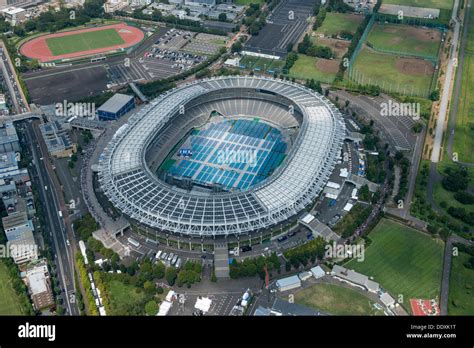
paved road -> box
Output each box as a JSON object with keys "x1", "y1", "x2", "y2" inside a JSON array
[
  {"x1": 25, "y1": 121, "x2": 79, "y2": 316},
  {"x1": 439, "y1": 234, "x2": 474, "y2": 315},
  {"x1": 431, "y1": 0, "x2": 461, "y2": 162}
]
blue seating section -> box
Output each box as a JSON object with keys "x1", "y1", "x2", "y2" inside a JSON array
[{"x1": 167, "y1": 119, "x2": 287, "y2": 191}]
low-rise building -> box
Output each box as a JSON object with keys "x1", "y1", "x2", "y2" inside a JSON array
[
  {"x1": 310, "y1": 265, "x2": 325, "y2": 279},
  {"x1": 0, "y1": 122, "x2": 20, "y2": 154},
  {"x1": 103, "y1": 0, "x2": 128, "y2": 13},
  {"x1": 0, "y1": 152, "x2": 20, "y2": 179},
  {"x1": 97, "y1": 94, "x2": 135, "y2": 121},
  {"x1": 275, "y1": 275, "x2": 301, "y2": 292},
  {"x1": 39, "y1": 121, "x2": 76, "y2": 158},
  {"x1": 2, "y1": 210, "x2": 33, "y2": 241},
  {"x1": 332, "y1": 265, "x2": 380, "y2": 293},
  {"x1": 0, "y1": 6, "x2": 26, "y2": 26},
  {"x1": 24, "y1": 262, "x2": 55, "y2": 310}
]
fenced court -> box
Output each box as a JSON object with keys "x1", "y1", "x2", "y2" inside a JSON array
[
  {"x1": 347, "y1": 10, "x2": 442, "y2": 97},
  {"x1": 239, "y1": 55, "x2": 285, "y2": 74},
  {"x1": 366, "y1": 23, "x2": 441, "y2": 61},
  {"x1": 349, "y1": 49, "x2": 435, "y2": 97}
]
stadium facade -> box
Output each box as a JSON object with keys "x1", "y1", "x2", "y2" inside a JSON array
[{"x1": 98, "y1": 76, "x2": 345, "y2": 238}]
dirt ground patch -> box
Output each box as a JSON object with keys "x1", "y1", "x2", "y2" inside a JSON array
[
  {"x1": 382, "y1": 25, "x2": 441, "y2": 42},
  {"x1": 315, "y1": 37, "x2": 350, "y2": 58},
  {"x1": 316, "y1": 58, "x2": 340, "y2": 73},
  {"x1": 395, "y1": 57, "x2": 434, "y2": 76}
]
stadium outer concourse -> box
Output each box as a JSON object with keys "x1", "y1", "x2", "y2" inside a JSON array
[{"x1": 98, "y1": 76, "x2": 346, "y2": 238}]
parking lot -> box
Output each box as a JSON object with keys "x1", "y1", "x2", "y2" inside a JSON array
[{"x1": 90, "y1": 28, "x2": 213, "y2": 87}]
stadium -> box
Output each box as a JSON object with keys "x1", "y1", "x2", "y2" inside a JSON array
[{"x1": 98, "y1": 76, "x2": 346, "y2": 239}]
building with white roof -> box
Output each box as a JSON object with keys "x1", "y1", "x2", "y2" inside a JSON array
[
  {"x1": 332, "y1": 265, "x2": 380, "y2": 293},
  {"x1": 275, "y1": 275, "x2": 301, "y2": 292},
  {"x1": 25, "y1": 262, "x2": 54, "y2": 309},
  {"x1": 0, "y1": 6, "x2": 26, "y2": 25},
  {"x1": 310, "y1": 265, "x2": 325, "y2": 279}
]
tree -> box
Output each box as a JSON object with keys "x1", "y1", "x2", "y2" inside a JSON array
[
  {"x1": 218, "y1": 13, "x2": 227, "y2": 22},
  {"x1": 145, "y1": 300, "x2": 158, "y2": 316},
  {"x1": 165, "y1": 267, "x2": 177, "y2": 286},
  {"x1": 231, "y1": 41, "x2": 242, "y2": 53},
  {"x1": 143, "y1": 280, "x2": 155, "y2": 293},
  {"x1": 442, "y1": 166, "x2": 469, "y2": 192},
  {"x1": 454, "y1": 191, "x2": 474, "y2": 205},
  {"x1": 152, "y1": 262, "x2": 165, "y2": 279}
]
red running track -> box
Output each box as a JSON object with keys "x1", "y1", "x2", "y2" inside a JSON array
[{"x1": 20, "y1": 23, "x2": 145, "y2": 63}]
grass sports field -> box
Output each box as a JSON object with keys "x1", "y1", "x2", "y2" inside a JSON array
[
  {"x1": 46, "y1": 28, "x2": 125, "y2": 56},
  {"x1": 288, "y1": 54, "x2": 337, "y2": 83},
  {"x1": 367, "y1": 23, "x2": 441, "y2": 57},
  {"x1": 0, "y1": 262, "x2": 23, "y2": 315},
  {"x1": 315, "y1": 12, "x2": 364, "y2": 37},
  {"x1": 294, "y1": 283, "x2": 384, "y2": 315},
  {"x1": 346, "y1": 219, "x2": 444, "y2": 312},
  {"x1": 381, "y1": 0, "x2": 453, "y2": 10},
  {"x1": 351, "y1": 48, "x2": 434, "y2": 96},
  {"x1": 452, "y1": 4, "x2": 474, "y2": 163},
  {"x1": 240, "y1": 55, "x2": 285, "y2": 73},
  {"x1": 448, "y1": 252, "x2": 474, "y2": 315}
]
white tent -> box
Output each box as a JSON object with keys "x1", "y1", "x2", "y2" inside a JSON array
[{"x1": 194, "y1": 297, "x2": 212, "y2": 313}]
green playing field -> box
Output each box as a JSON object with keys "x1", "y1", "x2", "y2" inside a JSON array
[{"x1": 46, "y1": 28, "x2": 125, "y2": 56}]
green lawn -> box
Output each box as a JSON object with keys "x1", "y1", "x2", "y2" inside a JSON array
[
  {"x1": 452, "y1": 3, "x2": 474, "y2": 163},
  {"x1": 381, "y1": 0, "x2": 453, "y2": 10},
  {"x1": 294, "y1": 283, "x2": 385, "y2": 315},
  {"x1": 367, "y1": 23, "x2": 441, "y2": 57},
  {"x1": 433, "y1": 183, "x2": 474, "y2": 215},
  {"x1": 448, "y1": 252, "x2": 474, "y2": 315},
  {"x1": 105, "y1": 279, "x2": 146, "y2": 315},
  {"x1": 351, "y1": 48, "x2": 434, "y2": 96},
  {"x1": 288, "y1": 54, "x2": 337, "y2": 83},
  {"x1": 46, "y1": 28, "x2": 125, "y2": 56},
  {"x1": 0, "y1": 262, "x2": 24, "y2": 315},
  {"x1": 346, "y1": 219, "x2": 444, "y2": 312},
  {"x1": 432, "y1": 162, "x2": 474, "y2": 226},
  {"x1": 315, "y1": 12, "x2": 364, "y2": 37}
]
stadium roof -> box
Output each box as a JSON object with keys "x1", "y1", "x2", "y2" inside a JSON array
[
  {"x1": 97, "y1": 94, "x2": 134, "y2": 114},
  {"x1": 98, "y1": 76, "x2": 345, "y2": 237}
]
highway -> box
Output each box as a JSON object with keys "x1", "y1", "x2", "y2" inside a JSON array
[
  {"x1": 24, "y1": 121, "x2": 79, "y2": 316},
  {"x1": 431, "y1": 0, "x2": 461, "y2": 163}
]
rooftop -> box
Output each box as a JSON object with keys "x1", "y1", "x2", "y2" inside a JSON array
[{"x1": 97, "y1": 94, "x2": 134, "y2": 114}]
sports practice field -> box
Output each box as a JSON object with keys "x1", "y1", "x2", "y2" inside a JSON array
[
  {"x1": 452, "y1": 3, "x2": 474, "y2": 163},
  {"x1": 381, "y1": 0, "x2": 453, "y2": 10},
  {"x1": 294, "y1": 283, "x2": 384, "y2": 315},
  {"x1": 315, "y1": 12, "x2": 364, "y2": 37},
  {"x1": 46, "y1": 28, "x2": 124, "y2": 56},
  {"x1": 240, "y1": 55, "x2": 285, "y2": 73},
  {"x1": 0, "y1": 262, "x2": 23, "y2": 315},
  {"x1": 346, "y1": 219, "x2": 444, "y2": 312},
  {"x1": 367, "y1": 23, "x2": 441, "y2": 57},
  {"x1": 20, "y1": 23, "x2": 144, "y2": 63},
  {"x1": 288, "y1": 54, "x2": 337, "y2": 83},
  {"x1": 448, "y1": 252, "x2": 474, "y2": 315},
  {"x1": 351, "y1": 48, "x2": 434, "y2": 96}
]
